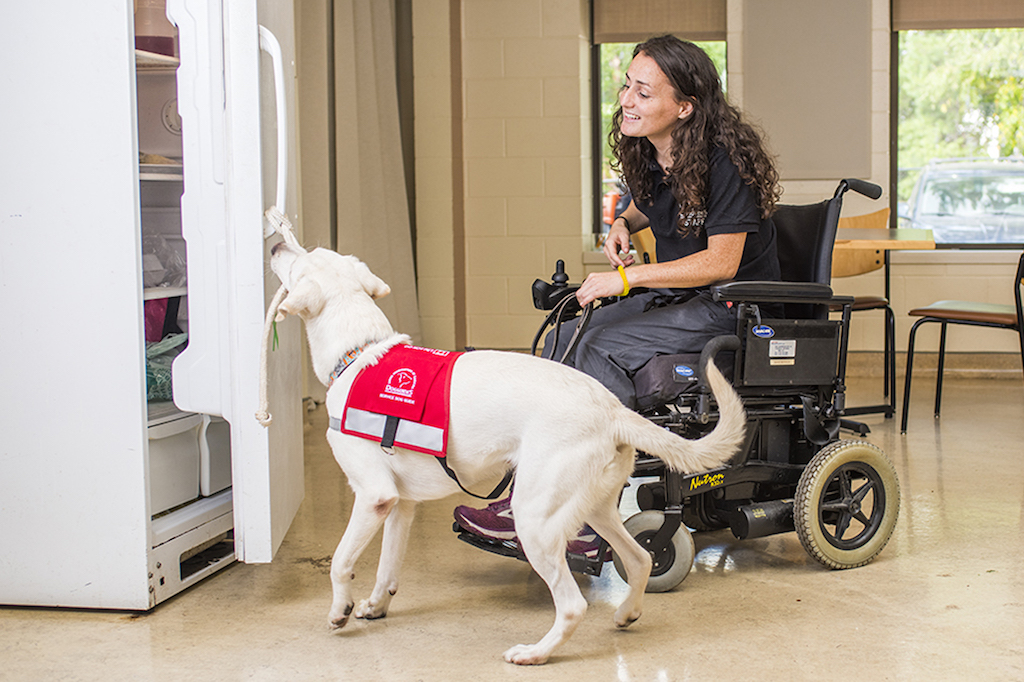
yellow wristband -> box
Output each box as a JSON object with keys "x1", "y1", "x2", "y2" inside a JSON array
[{"x1": 617, "y1": 265, "x2": 630, "y2": 296}]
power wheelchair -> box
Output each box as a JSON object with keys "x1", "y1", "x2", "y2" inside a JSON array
[{"x1": 455, "y1": 179, "x2": 901, "y2": 592}]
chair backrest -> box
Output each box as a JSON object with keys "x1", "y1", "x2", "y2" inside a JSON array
[
  {"x1": 832, "y1": 207, "x2": 890, "y2": 278},
  {"x1": 632, "y1": 226, "x2": 658, "y2": 264},
  {"x1": 772, "y1": 189, "x2": 846, "y2": 318}
]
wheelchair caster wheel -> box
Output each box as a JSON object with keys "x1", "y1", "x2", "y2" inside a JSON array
[
  {"x1": 794, "y1": 439, "x2": 900, "y2": 569},
  {"x1": 613, "y1": 510, "x2": 695, "y2": 593}
]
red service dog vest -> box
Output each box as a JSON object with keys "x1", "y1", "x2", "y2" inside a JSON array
[{"x1": 337, "y1": 345, "x2": 462, "y2": 456}]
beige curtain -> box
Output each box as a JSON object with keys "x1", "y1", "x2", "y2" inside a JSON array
[
  {"x1": 893, "y1": 0, "x2": 1024, "y2": 30},
  {"x1": 592, "y1": 0, "x2": 726, "y2": 44},
  {"x1": 333, "y1": 0, "x2": 421, "y2": 341},
  {"x1": 295, "y1": 0, "x2": 420, "y2": 402},
  {"x1": 298, "y1": 0, "x2": 421, "y2": 343}
]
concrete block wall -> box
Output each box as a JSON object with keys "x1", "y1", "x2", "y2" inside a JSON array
[
  {"x1": 461, "y1": 0, "x2": 590, "y2": 349},
  {"x1": 413, "y1": 0, "x2": 590, "y2": 351}
]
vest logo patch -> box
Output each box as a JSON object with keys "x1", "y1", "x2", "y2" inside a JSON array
[{"x1": 384, "y1": 368, "x2": 417, "y2": 400}]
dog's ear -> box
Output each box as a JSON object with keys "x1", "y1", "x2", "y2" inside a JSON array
[
  {"x1": 353, "y1": 260, "x2": 391, "y2": 300},
  {"x1": 276, "y1": 277, "x2": 325, "y2": 321}
]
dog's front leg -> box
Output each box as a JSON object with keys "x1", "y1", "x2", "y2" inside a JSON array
[
  {"x1": 328, "y1": 494, "x2": 397, "y2": 629},
  {"x1": 355, "y1": 497, "x2": 416, "y2": 620}
]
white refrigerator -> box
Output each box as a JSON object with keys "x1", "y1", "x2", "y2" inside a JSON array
[{"x1": 0, "y1": 0, "x2": 305, "y2": 609}]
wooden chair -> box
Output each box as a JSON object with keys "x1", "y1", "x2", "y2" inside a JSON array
[
  {"x1": 633, "y1": 226, "x2": 657, "y2": 264},
  {"x1": 900, "y1": 251, "x2": 1024, "y2": 433},
  {"x1": 830, "y1": 208, "x2": 896, "y2": 419}
]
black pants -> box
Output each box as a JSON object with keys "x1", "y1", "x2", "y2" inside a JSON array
[{"x1": 543, "y1": 290, "x2": 737, "y2": 409}]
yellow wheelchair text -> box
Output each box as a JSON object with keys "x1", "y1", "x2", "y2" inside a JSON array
[{"x1": 689, "y1": 472, "x2": 725, "y2": 491}]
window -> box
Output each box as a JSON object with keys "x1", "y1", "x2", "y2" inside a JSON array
[
  {"x1": 594, "y1": 41, "x2": 726, "y2": 239},
  {"x1": 896, "y1": 28, "x2": 1024, "y2": 246}
]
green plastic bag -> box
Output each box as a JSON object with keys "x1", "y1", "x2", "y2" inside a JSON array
[{"x1": 146, "y1": 333, "x2": 188, "y2": 402}]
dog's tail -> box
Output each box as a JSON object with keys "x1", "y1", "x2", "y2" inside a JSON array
[{"x1": 614, "y1": 362, "x2": 746, "y2": 474}]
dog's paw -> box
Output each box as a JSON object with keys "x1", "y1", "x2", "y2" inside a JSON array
[
  {"x1": 328, "y1": 602, "x2": 354, "y2": 630},
  {"x1": 614, "y1": 607, "x2": 642, "y2": 628},
  {"x1": 354, "y1": 598, "x2": 388, "y2": 620},
  {"x1": 503, "y1": 644, "x2": 550, "y2": 666}
]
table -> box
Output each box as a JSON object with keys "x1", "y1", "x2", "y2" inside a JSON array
[
  {"x1": 834, "y1": 227, "x2": 934, "y2": 299},
  {"x1": 834, "y1": 227, "x2": 935, "y2": 252}
]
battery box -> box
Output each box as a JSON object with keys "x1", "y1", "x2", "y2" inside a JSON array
[{"x1": 740, "y1": 319, "x2": 840, "y2": 387}]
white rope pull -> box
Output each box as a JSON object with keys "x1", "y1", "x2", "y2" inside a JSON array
[
  {"x1": 259, "y1": 207, "x2": 302, "y2": 425},
  {"x1": 265, "y1": 206, "x2": 301, "y2": 248},
  {"x1": 256, "y1": 283, "x2": 290, "y2": 426}
]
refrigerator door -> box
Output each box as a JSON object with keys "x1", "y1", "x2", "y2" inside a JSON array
[
  {"x1": 0, "y1": 0, "x2": 152, "y2": 608},
  {"x1": 169, "y1": 0, "x2": 304, "y2": 563},
  {"x1": 169, "y1": 0, "x2": 230, "y2": 419}
]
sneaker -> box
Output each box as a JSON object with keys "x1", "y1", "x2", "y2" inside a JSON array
[
  {"x1": 566, "y1": 525, "x2": 610, "y2": 561},
  {"x1": 455, "y1": 500, "x2": 609, "y2": 561},
  {"x1": 454, "y1": 496, "x2": 516, "y2": 540}
]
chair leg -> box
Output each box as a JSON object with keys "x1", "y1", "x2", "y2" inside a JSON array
[
  {"x1": 884, "y1": 305, "x2": 896, "y2": 417},
  {"x1": 1018, "y1": 328, "x2": 1024, "y2": 387},
  {"x1": 901, "y1": 317, "x2": 930, "y2": 433},
  {"x1": 934, "y1": 322, "x2": 948, "y2": 419}
]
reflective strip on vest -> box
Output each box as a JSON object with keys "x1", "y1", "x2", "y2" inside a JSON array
[{"x1": 331, "y1": 409, "x2": 445, "y2": 454}]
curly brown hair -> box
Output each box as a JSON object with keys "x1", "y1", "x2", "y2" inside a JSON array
[{"x1": 610, "y1": 35, "x2": 781, "y2": 233}]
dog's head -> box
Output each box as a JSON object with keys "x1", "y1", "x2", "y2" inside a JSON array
[{"x1": 270, "y1": 242, "x2": 391, "y2": 322}]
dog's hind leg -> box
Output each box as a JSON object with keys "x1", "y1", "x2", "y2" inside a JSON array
[
  {"x1": 355, "y1": 497, "x2": 416, "y2": 620},
  {"x1": 503, "y1": 517, "x2": 588, "y2": 665},
  {"x1": 587, "y1": 501, "x2": 652, "y2": 628},
  {"x1": 327, "y1": 493, "x2": 397, "y2": 629}
]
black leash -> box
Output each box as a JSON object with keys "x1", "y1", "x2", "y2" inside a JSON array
[{"x1": 532, "y1": 294, "x2": 594, "y2": 365}]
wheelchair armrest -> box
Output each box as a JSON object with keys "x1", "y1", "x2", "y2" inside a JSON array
[
  {"x1": 532, "y1": 279, "x2": 579, "y2": 311},
  {"x1": 711, "y1": 281, "x2": 853, "y2": 306}
]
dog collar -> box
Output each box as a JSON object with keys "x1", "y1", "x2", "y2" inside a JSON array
[{"x1": 328, "y1": 342, "x2": 374, "y2": 388}]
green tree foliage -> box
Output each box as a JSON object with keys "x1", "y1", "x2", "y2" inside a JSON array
[{"x1": 898, "y1": 29, "x2": 1024, "y2": 199}]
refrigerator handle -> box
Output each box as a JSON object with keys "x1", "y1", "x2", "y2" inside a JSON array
[{"x1": 258, "y1": 25, "x2": 287, "y2": 238}]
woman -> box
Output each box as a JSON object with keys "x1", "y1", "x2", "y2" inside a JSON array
[
  {"x1": 556, "y1": 34, "x2": 781, "y2": 408},
  {"x1": 455, "y1": 35, "x2": 781, "y2": 544}
]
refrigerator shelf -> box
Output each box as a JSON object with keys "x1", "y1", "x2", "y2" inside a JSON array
[
  {"x1": 147, "y1": 400, "x2": 191, "y2": 427},
  {"x1": 144, "y1": 286, "x2": 188, "y2": 301},
  {"x1": 140, "y1": 163, "x2": 184, "y2": 181},
  {"x1": 135, "y1": 49, "x2": 179, "y2": 69}
]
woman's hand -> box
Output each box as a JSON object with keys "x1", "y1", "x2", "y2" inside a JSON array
[
  {"x1": 602, "y1": 223, "x2": 635, "y2": 268},
  {"x1": 576, "y1": 268, "x2": 631, "y2": 307}
]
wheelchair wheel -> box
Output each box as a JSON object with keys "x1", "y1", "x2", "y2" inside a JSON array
[
  {"x1": 612, "y1": 511, "x2": 695, "y2": 593},
  {"x1": 794, "y1": 439, "x2": 900, "y2": 570}
]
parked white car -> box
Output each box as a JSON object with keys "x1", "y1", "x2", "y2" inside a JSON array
[{"x1": 899, "y1": 158, "x2": 1024, "y2": 245}]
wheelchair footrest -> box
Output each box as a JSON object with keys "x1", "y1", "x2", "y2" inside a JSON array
[
  {"x1": 453, "y1": 523, "x2": 607, "y2": 577},
  {"x1": 454, "y1": 524, "x2": 525, "y2": 560}
]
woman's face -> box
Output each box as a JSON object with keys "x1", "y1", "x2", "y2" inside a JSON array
[{"x1": 619, "y1": 51, "x2": 693, "y2": 149}]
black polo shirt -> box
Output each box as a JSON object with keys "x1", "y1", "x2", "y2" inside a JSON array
[{"x1": 634, "y1": 145, "x2": 780, "y2": 289}]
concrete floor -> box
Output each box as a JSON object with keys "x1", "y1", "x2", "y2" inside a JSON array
[{"x1": 2, "y1": 375, "x2": 1023, "y2": 681}]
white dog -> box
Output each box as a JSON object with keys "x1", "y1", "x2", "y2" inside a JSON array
[{"x1": 269, "y1": 243, "x2": 746, "y2": 665}]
